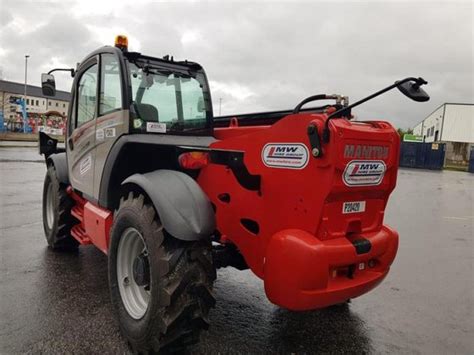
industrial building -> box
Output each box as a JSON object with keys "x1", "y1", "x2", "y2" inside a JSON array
[
  {"x1": 0, "y1": 80, "x2": 71, "y2": 133},
  {"x1": 413, "y1": 103, "x2": 473, "y2": 169}
]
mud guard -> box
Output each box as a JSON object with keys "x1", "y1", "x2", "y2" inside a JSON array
[
  {"x1": 122, "y1": 170, "x2": 215, "y2": 241},
  {"x1": 46, "y1": 152, "x2": 69, "y2": 185}
]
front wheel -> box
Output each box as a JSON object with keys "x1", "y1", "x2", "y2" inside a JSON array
[{"x1": 108, "y1": 192, "x2": 216, "y2": 353}]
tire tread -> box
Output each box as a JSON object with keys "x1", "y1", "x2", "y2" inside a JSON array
[
  {"x1": 43, "y1": 165, "x2": 78, "y2": 250},
  {"x1": 110, "y1": 192, "x2": 215, "y2": 354}
]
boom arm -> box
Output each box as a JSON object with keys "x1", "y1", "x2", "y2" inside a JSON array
[{"x1": 322, "y1": 77, "x2": 429, "y2": 142}]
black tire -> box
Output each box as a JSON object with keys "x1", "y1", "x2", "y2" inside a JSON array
[
  {"x1": 42, "y1": 165, "x2": 79, "y2": 250},
  {"x1": 108, "y1": 192, "x2": 216, "y2": 353}
]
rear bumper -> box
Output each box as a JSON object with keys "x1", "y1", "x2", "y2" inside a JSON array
[{"x1": 263, "y1": 226, "x2": 398, "y2": 310}]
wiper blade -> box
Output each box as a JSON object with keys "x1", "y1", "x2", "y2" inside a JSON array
[{"x1": 133, "y1": 60, "x2": 195, "y2": 78}]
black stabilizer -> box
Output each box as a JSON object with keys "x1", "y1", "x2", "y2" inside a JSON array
[{"x1": 39, "y1": 131, "x2": 64, "y2": 158}]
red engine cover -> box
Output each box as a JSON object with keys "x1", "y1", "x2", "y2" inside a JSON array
[{"x1": 199, "y1": 113, "x2": 400, "y2": 310}]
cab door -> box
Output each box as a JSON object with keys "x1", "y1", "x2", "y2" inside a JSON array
[
  {"x1": 67, "y1": 57, "x2": 98, "y2": 198},
  {"x1": 93, "y1": 52, "x2": 129, "y2": 199}
]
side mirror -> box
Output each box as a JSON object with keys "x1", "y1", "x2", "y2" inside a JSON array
[
  {"x1": 324, "y1": 76, "x2": 430, "y2": 144},
  {"x1": 397, "y1": 80, "x2": 430, "y2": 102},
  {"x1": 41, "y1": 74, "x2": 56, "y2": 96}
]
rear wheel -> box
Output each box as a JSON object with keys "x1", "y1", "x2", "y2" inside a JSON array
[
  {"x1": 108, "y1": 192, "x2": 216, "y2": 353},
  {"x1": 42, "y1": 165, "x2": 78, "y2": 250}
]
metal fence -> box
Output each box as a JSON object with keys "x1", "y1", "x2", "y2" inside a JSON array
[
  {"x1": 469, "y1": 146, "x2": 474, "y2": 173},
  {"x1": 399, "y1": 142, "x2": 446, "y2": 170}
]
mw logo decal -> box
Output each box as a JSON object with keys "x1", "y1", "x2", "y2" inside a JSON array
[
  {"x1": 344, "y1": 145, "x2": 389, "y2": 159},
  {"x1": 262, "y1": 143, "x2": 309, "y2": 169},
  {"x1": 343, "y1": 160, "x2": 386, "y2": 186}
]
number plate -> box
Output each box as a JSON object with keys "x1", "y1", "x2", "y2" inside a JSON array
[{"x1": 342, "y1": 201, "x2": 366, "y2": 214}]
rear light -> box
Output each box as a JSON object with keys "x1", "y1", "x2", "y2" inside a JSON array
[{"x1": 178, "y1": 151, "x2": 210, "y2": 169}]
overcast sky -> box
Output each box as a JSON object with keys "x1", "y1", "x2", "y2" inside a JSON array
[{"x1": 0, "y1": 0, "x2": 472, "y2": 128}]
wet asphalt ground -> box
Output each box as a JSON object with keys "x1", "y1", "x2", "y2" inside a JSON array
[{"x1": 0, "y1": 147, "x2": 473, "y2": 354}]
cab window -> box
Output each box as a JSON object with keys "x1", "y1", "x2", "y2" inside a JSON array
[
  {"x1": 129, "y1": 62, "x2": 209, "y2": 133},
  {"x1": 68, "y1": 96, "x2": 76, "y2": 136},
  {"x1": 77, "y1": 64, "x2": 98, "y2": 127},
  {"x1": 99, "y1": 54, "x2": 122, "y2": 115}
]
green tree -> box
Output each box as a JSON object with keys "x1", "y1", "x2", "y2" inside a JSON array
[{"x1": 397, "y1": 128, "x2": 413, "y2": 140}]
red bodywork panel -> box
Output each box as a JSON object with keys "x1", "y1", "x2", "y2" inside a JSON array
[
  {"x1": 198, "y1": 113, "x2": 400, "y2": 310},
  {"x1": 68, "y1": 187, "x2": 113, "y2": 254},
  {"x1": 67, "y1": 112, "x2": 400, "y2": 311}
]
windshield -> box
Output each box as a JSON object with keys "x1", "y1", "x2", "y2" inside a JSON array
[{"x1": 129, "y1": 62, "x2": 211, "y2": 134}]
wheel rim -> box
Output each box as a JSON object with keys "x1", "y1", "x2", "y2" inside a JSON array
[
  {"x1": 45, "y1": 182, "x2": 54, "y2": 229},
  {"x1": 117, "y1": 227, "x2": 150, "y2": 319}
]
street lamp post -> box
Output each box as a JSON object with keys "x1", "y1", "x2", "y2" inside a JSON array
[{"x1": 23, "y1": 54, "x2": 29, "y2": 133}]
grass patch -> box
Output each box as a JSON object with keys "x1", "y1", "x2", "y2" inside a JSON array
[{"x1": 444, "y1": 165, "x2": 468, "y2": 172}]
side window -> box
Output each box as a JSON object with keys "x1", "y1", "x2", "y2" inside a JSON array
[
  {"x1": 68, "y1": 97, "x2": 76, "y2": 136},
  {"x1": 100, "y1": 54, "x2": 122, "y2": 115},
  {"x1": 181, "y1": 78, "x2": 206, "y2": 121},
  {"x1": 77, "y1": 64, "x2": 98, "y2": 127}
]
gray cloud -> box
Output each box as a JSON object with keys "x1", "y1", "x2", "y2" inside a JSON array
[
  {"x1": 0, "y1": 8, "x2": 13, "y2": 27},
  {"x1": 0, "y1": 0, "x2": 472, "y2": 129}
]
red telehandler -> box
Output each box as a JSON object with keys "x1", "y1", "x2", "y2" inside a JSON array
[{"x1": 39, "y1": 35, "x2": 429, "y2": 353}]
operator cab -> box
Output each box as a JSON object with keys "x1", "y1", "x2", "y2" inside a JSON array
[
  {"x1": 40, "y1": 35, "x2": 215, "y2": 201},
  {"x1": 41, "y1": 35, "x2": 214, "y2": 138}
]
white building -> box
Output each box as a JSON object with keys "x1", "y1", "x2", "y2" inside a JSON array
[
  {"x1": 0, "y1": 79, "x2": 70, "y2": 120},
  {"x1": 413, "y1": 103, "x2": 474, "y2": 144},
  {"x1": 412, "y1": 103, "x2": 473, "y2": 169}
]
